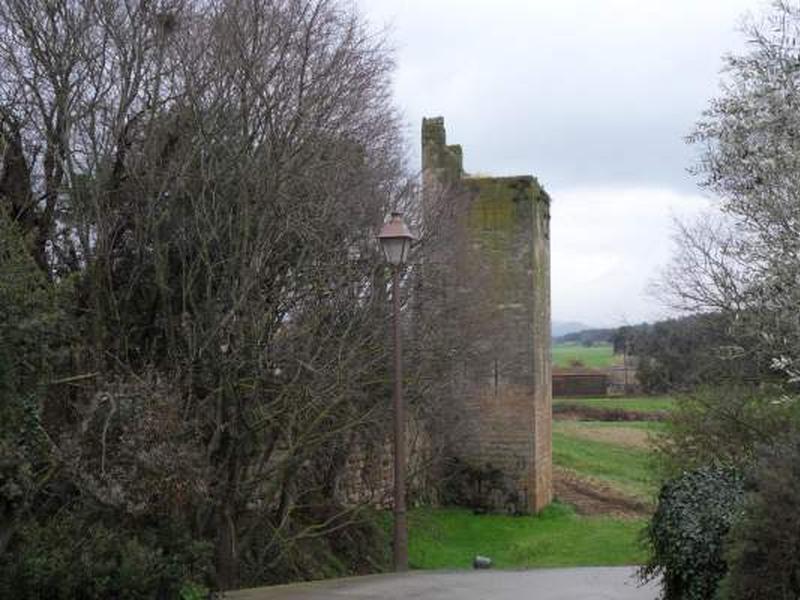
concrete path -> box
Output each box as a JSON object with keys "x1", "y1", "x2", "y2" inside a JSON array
[{"x1": 226, "y1": 567, "x2": 658, "y2": 599}]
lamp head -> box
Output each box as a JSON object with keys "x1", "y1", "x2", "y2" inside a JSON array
[{"x1": 378, "y1": 212, "x2": 414, "y2": 266}]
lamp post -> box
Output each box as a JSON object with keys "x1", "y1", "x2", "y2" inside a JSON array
[{"x1": 378, "y1": 211, "x2": 414, "y2": 572}]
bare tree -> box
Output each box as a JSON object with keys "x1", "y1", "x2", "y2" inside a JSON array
[
  {"x1": 0, "y1": 0, "x2": 418, "y2": 591},
  {"x1": 660, "y1": 0, "x2": 800, "y2": 384}
]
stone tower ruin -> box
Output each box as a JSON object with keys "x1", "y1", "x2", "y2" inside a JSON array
[{"x1": 422, "y1": 117, "x2": 552, "y2": 512}]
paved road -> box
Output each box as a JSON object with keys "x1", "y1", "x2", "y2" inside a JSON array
[{"x1": 226, "y1": 567, "x2": 658, "y2": 599}]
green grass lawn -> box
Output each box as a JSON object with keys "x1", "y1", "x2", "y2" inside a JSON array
[
  {"x1": 551, "y1": 342, "x2": 616, "y2": 369},
  {"x1": 556, "y1": 420, "x2": 667, "y2": 433},
  {"x1": 401, "y1": 394, "x2": 667, "y2": 571},
  {"x1": 407, "y1": 504, "x2": 646, "y2": 570},
  {"x1": 553, "y1": 396, "x2": 675, "y2": 413}
]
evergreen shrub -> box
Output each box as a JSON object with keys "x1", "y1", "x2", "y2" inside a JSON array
[
  {"x1": 721, "y1": 437, "x2": 800, "y2": 600},
  {"x1": 641, "y1": 465, "x2": 744, "y2": 600}
]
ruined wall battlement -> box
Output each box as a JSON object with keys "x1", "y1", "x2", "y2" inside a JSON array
[{"x1": 422, "y1": 116, "x2": 552, "y2": 512}]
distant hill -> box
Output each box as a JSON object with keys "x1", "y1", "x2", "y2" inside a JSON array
[{"x1": 552, "y1": 321, "x2": 589, "y2": 338}]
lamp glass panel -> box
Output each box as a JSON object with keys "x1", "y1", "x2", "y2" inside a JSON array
[
  {"x1": 381, "y1": 238, "x2": 406, "y2": 266},
  {"x1": 399, "y1": 238, "x2": 411, "y2": 264}
]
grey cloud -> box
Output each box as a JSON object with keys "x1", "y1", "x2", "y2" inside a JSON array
[{"x1": 361, "y1": 0, "x2": 759, "y2": 324}]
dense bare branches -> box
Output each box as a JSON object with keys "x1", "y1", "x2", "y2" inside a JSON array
[
  {"x1": 660, "y1": 1, "x2": 800, "y2": 384},
  {"x1": 0, "y1": 0, "x2": 415, "y2": 593},
  {"x1": 656, "y1": 215, "x2": 750, "y2": 314}
]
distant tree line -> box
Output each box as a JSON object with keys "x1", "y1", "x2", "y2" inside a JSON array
[{"x1": 612, "y1": 314, "x2": 772, "y2": 394}]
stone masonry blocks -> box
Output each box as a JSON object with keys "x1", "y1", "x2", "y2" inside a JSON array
[{"x1": 422, "y1": 117, "x2": 552, "y2": 513}]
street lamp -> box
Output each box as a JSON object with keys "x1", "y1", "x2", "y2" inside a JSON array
[{"x1": 378, "y1": 211, "x2": 414, "y2": 572}]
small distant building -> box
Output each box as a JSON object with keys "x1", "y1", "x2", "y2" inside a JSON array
[{"x1": 552, "y1": 367, "x2": 608, "y2": 398}]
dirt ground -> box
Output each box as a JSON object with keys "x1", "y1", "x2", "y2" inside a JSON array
[
  {"x1": 554, "y1": 422, "x2": 656, "y2": 449},
  {"x1": 553, "y1": 467, "x2": 651, "y2": 518}
]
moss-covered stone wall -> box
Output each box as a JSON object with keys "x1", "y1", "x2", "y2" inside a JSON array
[
  {"x1": 422, "y1": 117, "x2": 464, "y2": 185},
  {"x1": 422, "y1": 117, "x2": 552, "y2": 513}
]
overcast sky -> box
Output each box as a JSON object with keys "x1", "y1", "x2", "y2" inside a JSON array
[{"x1": 360, "y1": 0, "x2": 764, "y2": 327}]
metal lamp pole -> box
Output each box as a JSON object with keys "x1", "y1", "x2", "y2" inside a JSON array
[
  {"x1": 378, "y1": 212, "x2": 414, "y2": 572},
  {"x1": 390, "y1": 263, "x2": 407, "y2": 571}
]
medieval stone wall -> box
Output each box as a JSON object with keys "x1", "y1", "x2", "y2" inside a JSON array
[
  {"x1": 422, "y1": 117, "x2": 552, "y2": 512},
  {"x1": 337, "y1": 417, "x2": 435, "y2": 507}
]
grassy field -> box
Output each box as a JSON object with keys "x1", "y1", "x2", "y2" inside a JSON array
[
  {"x1": 551, "y1": 397, "x2": 671, "y2": 502},
  {"x1": 403, "y1": 396, "x2": 673, "y2": 570},
  {"x1": 552, "y1": 424, "x2": 658, "y2": 501},
  {"x1": 551, "y1": 342, "x2": 617, "y2": 369},
  {"x1": 407, "y1": 504, "x2": 646, "y2": 570},
  {"x1": 554, "y1": 421, "x2": 666, "y2": 453},
  {"x1": 553, "y1": 395, "x2": 675, "y2": 412}
]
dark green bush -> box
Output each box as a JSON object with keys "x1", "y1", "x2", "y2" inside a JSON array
[
  {"x1": 641, "y1": 465, "x2": 745, "y2": 600},
  {"x1": 0, "y1": 514, "x2": 211, "y2": 599},
  {"x1": 439, "y1": 458, "x2": 520, "y2": 514},
  {"x1": 655, "y1": 385, "x2": 799, "y2": 478},
  {"x1": 721, "y1": 437, "x2": 800, "y2": 600}
]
